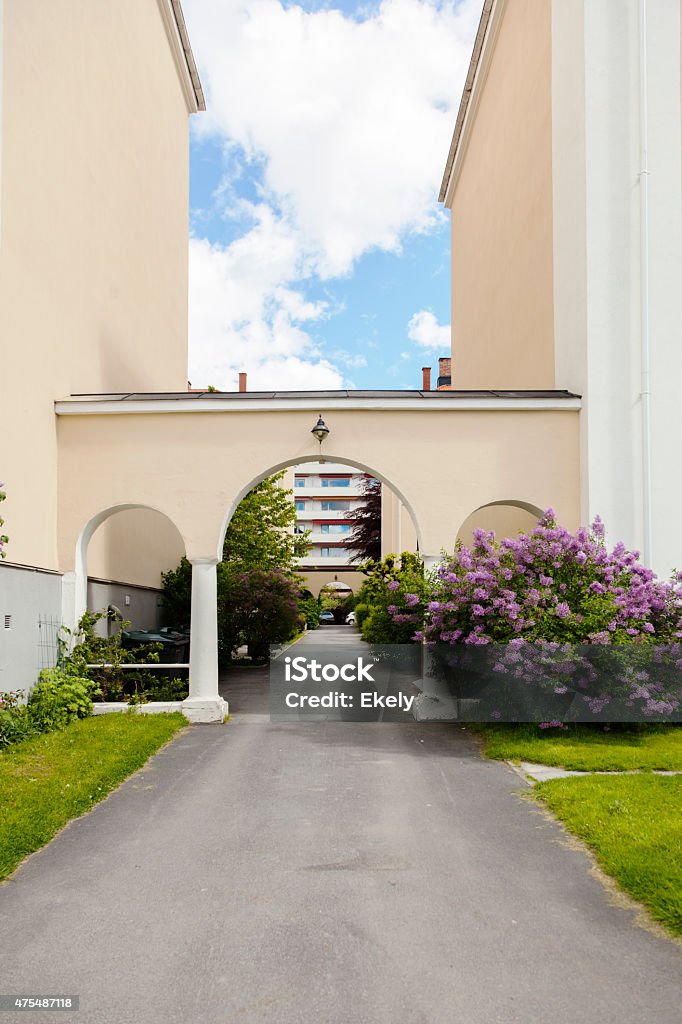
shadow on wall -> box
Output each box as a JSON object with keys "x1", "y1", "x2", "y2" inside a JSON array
[
  {"x1": 85, "y1": 507, "x2": 185, "y2": 633},
  {"x1": 456, "y1": 501, "x2": 543, "y2": 546}
]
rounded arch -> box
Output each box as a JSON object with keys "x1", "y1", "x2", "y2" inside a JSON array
[
  {"x1": 217, "y1": 452, "x2": 423, "y2": 560},
  {"x1": 456, "y1": 499, "x2": 545, "y2": 546},
  {"x1": 71, "y1": 503, "x2": 187, "y2": 632}
]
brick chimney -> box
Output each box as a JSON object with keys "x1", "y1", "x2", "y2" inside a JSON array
[
  {"x1": 422, "y1": 366, "x2": 431, "y2": 391},
  {"x1": 238, "y1": 372, "x2": 247, "y2": 393},
  {"x1": 437, "y1": 357, "x2": 452, "y2": 390}
]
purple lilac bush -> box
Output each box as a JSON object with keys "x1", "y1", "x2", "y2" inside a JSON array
[{"x1": 389, "y1": 511, "x2": 682, "y2": 720}]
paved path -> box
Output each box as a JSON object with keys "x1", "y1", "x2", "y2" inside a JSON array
[{"x1": 0, "y1": 628, "x2": 680, "y2": 1023}]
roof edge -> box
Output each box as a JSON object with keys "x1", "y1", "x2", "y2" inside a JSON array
[
  {"x1": 157, "y1": 0, "x2": 206, "y2": 113},
  {"x1": 439, "y1": 0, "x2": 499, "y2": 204}
]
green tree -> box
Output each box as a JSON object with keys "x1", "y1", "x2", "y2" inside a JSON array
[
  {"x1": 218, "y1": 568, "x2": 302, "y2": 662},
  {"x1": 347, "y1": 477, "x2": 382, "y2": 562},
  {"x1": 223, "y1": 472, "x2": 309, "y2": 573},
  {"x1": 356, "y1": 552, "x2": 426, "y2": 644},
  {"x1": 162, "y1": 474, "x2": 311, "y2": 648}
]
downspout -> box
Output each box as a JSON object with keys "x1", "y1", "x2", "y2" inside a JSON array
[{"x1": 638, "y1": 0, "x2": 653, "y2": 567}]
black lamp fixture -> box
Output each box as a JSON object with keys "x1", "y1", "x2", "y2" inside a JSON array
[{"x1": 311, "y1": 414, "x2": 330, "y2": 446}]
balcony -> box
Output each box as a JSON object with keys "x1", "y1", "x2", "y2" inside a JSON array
[
  {"x1": 294, "y1": 506, "x2": 360, "y2": 520},
  {"x1": 294, "y1": 480, "x2": 365, "y2": 498},
  {"x1": 297, "y1": 553, "x2": 358, "y2": 567},
  {"x1": 303, "y1": 531, "x2": 353, "y2": 545}
]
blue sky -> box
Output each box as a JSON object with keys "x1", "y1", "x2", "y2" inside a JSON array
[{"x1": 182, "y1": 0, "x2": 482, "y2": 390}]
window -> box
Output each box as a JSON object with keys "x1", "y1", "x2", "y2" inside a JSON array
[
  {"x1": 294, "y1": 524, "x2": 307, "y2": 534},
  {"x1": 295, "y1": 501, "x2": 305, "y2": 511},
  {"x1": 321, "y1": 500, "x2": 350, "y2": 511},
  {"x1": 320, "y1": 523, "x2": 350, "y2": 534},
  {"x1": 321, "y1": 477, "x2": 350, "y2": 488},
  {"x1": 295, "y1": 478, "x2": 305, "y2": 488}
]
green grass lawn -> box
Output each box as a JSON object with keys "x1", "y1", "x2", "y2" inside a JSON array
[
  {"x1": 535, "y1": 775, "x2": 682, "y2": 937},
  {"x1": 470, "y1": 723, "x2": 682, "y2": 771},
  {"x1": 0, "y1": 713, "x2": 186, "y2": 881}
]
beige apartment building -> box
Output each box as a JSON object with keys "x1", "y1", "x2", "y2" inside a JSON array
[
  {"x1": 0, "y1": 0, "x2": 201, "y2": 690},
  {"x1": 440, "y1": 0, "x2": 682, "y2": 577}
]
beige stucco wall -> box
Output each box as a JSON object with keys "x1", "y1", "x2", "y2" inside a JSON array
[
  {"x1": 87, "y1": 509, "x2": 185, "y2": 589},
  {"x1": 56, "y1": 406, "x2": 580, "y2": 581},
  {"x1": 456, "y1": 503, "x2": 541, "y2": 547},
  {"x1": 0, "y1": 0, "x2": 192, "y2": 578},
  {"x1": 446, "y1": 0, "x2": 555, "y2": 389},
  {"x1": 299, "y1": 570, "x2": 364, "y2": 599},
  {"x1": 381, "y1": 486, "x2": 418, "y2": 558}
]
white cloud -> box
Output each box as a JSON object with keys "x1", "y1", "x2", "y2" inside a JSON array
[
  {"x1": 188, "y1": 222, "x2": 343, "y2": 390},
  {"x1": 406, "y1": 309, "x2": 450, "y2": 350},
  {"x1": 182, "y1": 0, "x2": 480, "y2": 386},
  {"x1": 332, "y1": 350, "x2": 368, "y2": 369}
]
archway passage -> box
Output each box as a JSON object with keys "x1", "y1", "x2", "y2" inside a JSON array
[
  {"x1": 57, "y1": 390, "x2": 580, "y2": 719},
  {"x1": 456, "y1": 500, "x2": 544, "y2": 547}
]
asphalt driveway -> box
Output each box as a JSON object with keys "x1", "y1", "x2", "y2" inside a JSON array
[{"x1": 0, "y1": 634, "x2": 679, "y2": 1023}]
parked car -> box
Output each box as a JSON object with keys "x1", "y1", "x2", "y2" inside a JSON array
[
  {"x1": 345, "y1": 611, "x2": 356, "y2": 625},
  {"x1": 319, "y1": 610, "x2": 336, "y2": 625}
]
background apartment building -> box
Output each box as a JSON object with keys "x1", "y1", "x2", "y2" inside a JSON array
[
  {"x1": 294, "y1": 463, "x2": 368, "y2": 569},
  {"x1": 289, "y1": 462, "x2": 418, "y2": 596}
]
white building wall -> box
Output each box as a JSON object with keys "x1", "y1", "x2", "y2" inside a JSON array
[
  {"x1": 552, "y1": 0, "x2": 682, "y2": 578},
  {"x1": 0, "y1": 564, "x2": 62, "y2": 694}
]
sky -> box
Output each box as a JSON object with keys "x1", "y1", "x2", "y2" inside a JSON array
[{"x1": 181, "y1": 0, "x2": 483, "y2": 391}]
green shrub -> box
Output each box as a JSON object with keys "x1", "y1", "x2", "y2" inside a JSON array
[
  {"x1": 0, "y1": 692, "x2": 35, "y2": 750},
  {"x1": 130, "y1": 677, "x2": 188, "y2": 703},
  {"x1": 356, "y1": 552, "x2": 427, "y2": 644},
  {"x1": 299, "y1": 595, "x2": 320, "y2": 630},
  {"x1": 354, "y1": 603, "x2": 370, "y2": 627},
  {"x1": 27, "y1": 669, "x2": 95, "y2": 732}
]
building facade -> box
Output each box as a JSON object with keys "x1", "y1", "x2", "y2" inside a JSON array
[
  {"x1": 293, "y1": 462, "x2": 371, "y2": 571},
  {"x1": 440, "y1": 0, "x2": 682, "y2": 578},
  {"x1": 0, "y1": 0, "x2": 203, "y2": 691},
  {"x1": 290, "y1": 461, "x2": 420, "y2": 597}
]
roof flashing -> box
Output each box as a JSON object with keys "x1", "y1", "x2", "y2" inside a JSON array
[{"x1": 158, "y1": 0, "x2": 205, "y2": 112}]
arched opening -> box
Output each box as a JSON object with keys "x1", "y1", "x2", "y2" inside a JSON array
[
  {"x1": 64, "y1": 504, "x2": 198, "y2": 711},
  {"x1": 303, "y1": 577, "x2": 352, "y2": 598},
  {"x1": 318, "y1": 580, "x2": 356, "y2": 626},
  {"x1": 217, "y1": 454, "x2": 423, "y2": 560},
  {"x1": 456, "y1": 500, "x2": 545, "y2": 547},
  {"x1": 72, "y1": 504, "x2": 186, "y2": 637}
]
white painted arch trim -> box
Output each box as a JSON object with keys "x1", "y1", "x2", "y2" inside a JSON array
[{"x1": 55, "y1": 395, "x2": 581, "y2": 416}]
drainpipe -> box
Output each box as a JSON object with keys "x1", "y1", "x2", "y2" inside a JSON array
[{"x1": 639, "y1": 0, "x2": 653, "y2": 568}]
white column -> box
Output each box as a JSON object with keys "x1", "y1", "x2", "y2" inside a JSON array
[
  {"x1": 182, "y1": 558, "x2": 228, "y2": 723},
  {"x1": 414, "y1": 552, "x2": 458, "y2": 722},
  {"x1": 421, "y1": 554, "x2": 441, "y2": 573},
  {"x1": 61, "y1": 563, "x2": 87, "y2": 646}
]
